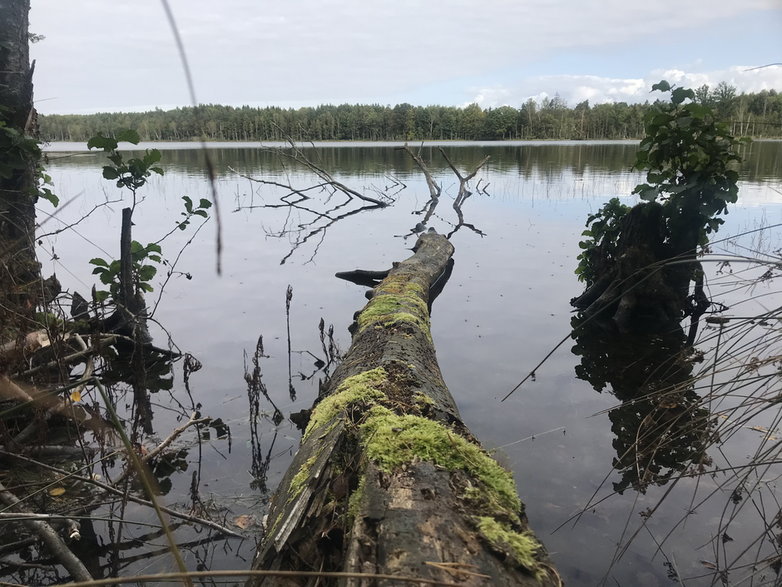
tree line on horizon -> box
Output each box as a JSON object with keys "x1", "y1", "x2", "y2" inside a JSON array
[{"x1": 39, "y1": 83, "x2": 782, "y2": 143}]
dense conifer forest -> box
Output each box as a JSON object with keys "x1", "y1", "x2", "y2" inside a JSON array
[{"x1": 40, "y1": 84, "x2": 782, "y2": 143}]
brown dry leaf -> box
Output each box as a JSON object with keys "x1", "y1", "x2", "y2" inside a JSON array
[
  {"x1": 48, "y1": 487, "x2": 66, "y2": 497},
  {"x1": 233, "y1": 514, "x2": 253, "y2": 529}
]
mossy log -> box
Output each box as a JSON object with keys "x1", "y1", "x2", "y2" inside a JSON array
[{"x1": 249, "y1": 231, "x2": 557, "y2": 586}]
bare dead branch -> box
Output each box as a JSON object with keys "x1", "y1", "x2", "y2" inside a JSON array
[
  {"x1": 229, "y1": 139, "x2": 394, "y2": 263},
  {"x1": 113, "y1": 412, "x2": 210, "y2": 485}
]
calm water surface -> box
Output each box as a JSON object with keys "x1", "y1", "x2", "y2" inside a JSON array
[{"x1": 39, "y1": 141, "x2": 782, "y2": 585}]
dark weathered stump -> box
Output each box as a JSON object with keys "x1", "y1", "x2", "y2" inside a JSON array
[
  {"x1": 572, "y1": 202, "x2": 689, "y2": 333},
  {"x1": 249, "y1": 231, "x2": 557, "y2": 586}
]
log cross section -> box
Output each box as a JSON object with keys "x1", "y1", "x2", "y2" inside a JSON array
[{"x1": 250, "y1": 231, "x2": 556, "y2": 586}]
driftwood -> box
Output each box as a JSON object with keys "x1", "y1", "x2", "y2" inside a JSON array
[{"x1": 249, "y1": 231, "x2": 557, "y2": 586}]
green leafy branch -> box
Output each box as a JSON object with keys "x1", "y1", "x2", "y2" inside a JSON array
[
  {"x1": 177, "y1": 196, "x2": 212, "y2": 231},
  {"x1": 632, "y1": 80, "x2": 747, "y2": 247},
  {"x1": 87, "y1": 129, "x2": 162, "y2": 210},
  {"x1": 90, "y1": 241, "x2": 162, "y2": 303},
  {"x1": 87, "y1": 131, "x2": 212, "y2": 309},
  {"x1": 575, "y1": 80, "x2": 745, "y2": 284},
  {"x1": 576, "y1": 197, "x2": 631, "y2": 286}
]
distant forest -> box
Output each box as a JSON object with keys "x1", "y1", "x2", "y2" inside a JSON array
[{"x1": 40, "y1": 84, "x2": 782, "y2": 143}]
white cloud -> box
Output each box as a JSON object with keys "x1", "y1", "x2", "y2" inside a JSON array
[
  {"x1": 28, "y1": 0, "x2": 782, "y2": 113},
  {"x1": 469, "y1": 65, "x2": 782, "y2": 108}
]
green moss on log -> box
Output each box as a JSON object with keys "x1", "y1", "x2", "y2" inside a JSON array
[
  {"x1": 357, "y1": 275, "x2": 430, "y2": 335},
  {"x1": 475, "y1": 516, "x2": 545, "y2": 579},
  {"x1": 360, "y1": 407, "x2": 521, "y2": 518},
  {"x1": 413, "y1": 391, "x2": 434, "y2": 407},
  {"x1": 303, "y1": 367, "x2": 388, "y2": 440},
  {"x1": 288, "y1": 453, "x2": 319, "y2": 502},
  {"x1": 347, "y1": 475, "x2": 366, "y2": 521}
]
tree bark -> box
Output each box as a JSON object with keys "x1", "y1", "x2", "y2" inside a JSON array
[
  {"x1": 249, "y1": 231, "x2": 557, "y2": 586},
  {"x1": 0, "y1": 0, "x2": 39, "y2": 341}
]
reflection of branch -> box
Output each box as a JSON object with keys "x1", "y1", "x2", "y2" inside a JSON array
[
  {"x1": 368, "y1": 175, "x2": 407, "y2": 200},
  {"x1": 276, "y1": 202, "x2": 383, "y2": 266},
  {"x1": 230, "y1": 146, "x2": 391, "y2": 263},
  {"x1": 439, "y1": 148, "x2": 490, "y2": 239},
  {"x1": 0, "y1": 479, "x2": 93, "y2": 582},
  {"x1": 0, "y1": 451, "x2": 242, "y2": 538},
  {"x1": 398, "y1": 144, "x2": 490, "y2": 239},
  {"x1": 244, "y1": 335, "x2": 283, "y2": 425},
  {"x1": 92, "y1": 532, "x2": 232, "y2": 575},
  {"x1": 245, "y1": 335, "x2": 283, "y2": 493}
]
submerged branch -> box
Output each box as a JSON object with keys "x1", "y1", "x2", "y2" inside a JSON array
[{"x1": 0, "y1": 479, "x2": 93, "y2": 582}]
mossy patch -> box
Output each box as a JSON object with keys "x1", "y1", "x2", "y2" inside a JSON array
[
  {"x1": 380, "y1": 277, "x2": 427, "y2": 299},
  {"x1": 288, "y1": 453, "x2": 318, "y2": 502},
  {"x1": 475, "y1": 516, "x2": 545, "y2": 579},
  {"x1": 357, "y1": 281, "x2": 430, "y2": 335},
  {"x1": 360, "y1": 407, "x2": 521, "y2": 517},
  {"x1": 303, "y1": 367, "x2": 389, "y2": 440},
  {"x1": 347, "y1": 475, "x2": 366, "y2": 521},
  {"x1": 413, "y1": 391, "x2": 434, "y2": 407}
]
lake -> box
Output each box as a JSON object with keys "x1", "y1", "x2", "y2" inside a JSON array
[{"x1": 31, "y1": 140, "x2": 782, "y2": 585}]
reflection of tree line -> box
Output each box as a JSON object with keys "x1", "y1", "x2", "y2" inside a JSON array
[
  {"x1": 571, "y1": 315, "x2": 713, "y2": 494},
  {"x1": 47, "y1": 141, "x2": 782, "y2": 185}
]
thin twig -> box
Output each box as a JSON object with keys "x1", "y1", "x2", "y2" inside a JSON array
[
  {"x1": 62, "y1": 568, "x2": 461, "y2": 586},
  {"x1": 113, "y1": 411, "x2": 210, "y2": 485}
]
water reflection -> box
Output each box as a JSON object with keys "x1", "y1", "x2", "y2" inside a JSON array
[
  {"x1": 0, "y1": 299, "x2": 235, "y2": 584},
  {"x1": 33, "y1": 140, "x2": 782, "y2": 585},
  {"x1": 570, "y1": 314, "x2": 713, "y2": 494},
  {"x1": 45, "y1": 140, "x2": 782, "y2": 183}
]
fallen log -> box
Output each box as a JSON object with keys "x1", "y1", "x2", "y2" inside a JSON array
[{"x1": 249, "y1": 230, "x2": 558, "y2": 586}]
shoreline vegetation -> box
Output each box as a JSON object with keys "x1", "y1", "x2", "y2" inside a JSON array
[{"x1": 40, "y1": 86, "x2": 782, "y2": 144}]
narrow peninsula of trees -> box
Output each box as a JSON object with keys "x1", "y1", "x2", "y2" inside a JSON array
[{"x1": 40, "y1": 85, "x2": 782, "y2": 143}]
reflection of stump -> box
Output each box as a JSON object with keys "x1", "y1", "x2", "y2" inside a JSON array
[
  {"x1": 572, "y1": 202, "x2": 684, "y2": 332},
  {"x1": 571, "y1": 314, "x2": 712, "y2": 494},
  {"x1": 249, "y1": 231, "x2": 557, "y2": 586}
]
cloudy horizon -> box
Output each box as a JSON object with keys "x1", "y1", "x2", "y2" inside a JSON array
[{"x1": 29, "y1": 0, "x2": 781, "y2": 115}]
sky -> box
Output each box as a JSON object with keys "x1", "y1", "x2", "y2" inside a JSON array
[{"x1": 29, "y1": 0, "x2": 782, "y2": 115}]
